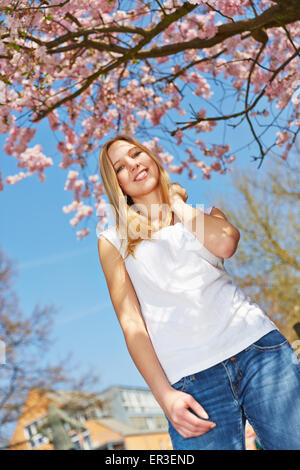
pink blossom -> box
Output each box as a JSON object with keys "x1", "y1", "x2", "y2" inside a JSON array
[
  {"x1": 195, "y1": 139, "x2": 207, "y2": 151},
  {"x1": 167, "y1": 165, "x2": 183, "y2": 174},
  {"x1": 214, "y1": 144, "x2": 230, "y2": 159},
  {"x1": 276, "y1": 131, "x2": 290, "y2": 147},
  {"x1": 0, "y1": 0, "x2": 298, "y2": 239},
  {"x1": 76, "y1": 228, "x2": 90, "y2": 240},
  {"x1": 15, "y1": 145, "x2": 53, "y2": 178},
  {"x1": 5, "y1": 171, "x2": 31, "y2": 185},
  {"x1": 95, "y1": 198, "x2": 108, "y2": 217},
  {"x1": 226, "y1": 155, "x2": 236, "y2": 164},
  {"x1": 48, "y1": 111, "x2": 60, "y2": 131},
  {"x1": 69, "y1": 203, "x2": 93, "y2": 226},
  {"x1": 88, "y1": 174, "x2": 99, "y2": 183},
  {"x1": 149, "y1": 106, "x2": 166, "y2": 126},
  {"x1": 174, "y1": 130, "x2": 183, "y2": 146},
  {"x1": 211, "y1": 161, "x2": 222, "y2": 171}
]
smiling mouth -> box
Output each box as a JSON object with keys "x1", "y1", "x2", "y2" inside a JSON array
[{"x1": 134, "y1": 168, "x2": 149, "y2": 182}]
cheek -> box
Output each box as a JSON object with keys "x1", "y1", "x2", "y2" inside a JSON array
[
  {"x1": 150, "y1": 163, "x2": 159, "y2": 181},
  {"x1": 146, "y1": 159, "x2": 158, "y2": 176},
  {"x1": 117, "y1": 170, "x2": 129, "y2": 183},
  {"x1": 117, "y1": 158, "x2": 158, "y2": 187}
]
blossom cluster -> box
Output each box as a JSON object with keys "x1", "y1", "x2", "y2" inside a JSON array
[{"x1": 0, "y1": 0, "x2": 299, "y2": 238}]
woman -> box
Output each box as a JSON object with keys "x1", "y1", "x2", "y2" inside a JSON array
[{"x1": 97, "y1": 134, "x2": 300, "y2": 450}]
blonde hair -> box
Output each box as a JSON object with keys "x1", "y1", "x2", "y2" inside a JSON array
[{"x1": 99, "y1": 134, "x2": 174, "y2": 260}]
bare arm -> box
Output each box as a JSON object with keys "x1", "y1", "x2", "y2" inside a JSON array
[
  {"x1": 171, "y1": 197, "x2": 240, "y2": 259},
  {"x1": 97, "y1": 236, "x2": 216, "y2": 438},
  {"x1": 98, "y1": 236, "x2": 172, "y2": 406}
]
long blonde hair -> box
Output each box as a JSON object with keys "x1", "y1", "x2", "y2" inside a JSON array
[{"x1": 99, "y1": 134, "x2": 174, "y2": 260}]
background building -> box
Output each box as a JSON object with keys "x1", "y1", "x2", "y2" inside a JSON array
[
  {"x1": 9, "y1": 386, "x2": 172, "y2": 450},
  {"x1": 9, "y1": 385, "x2": 259, "y2": 450}
]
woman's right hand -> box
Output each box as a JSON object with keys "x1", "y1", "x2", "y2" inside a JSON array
[
  {"x1": 168, "y1": 182, "x2": 188, "y2": 206},
  {"x1": 162, "y1": 388, "x2": 216, "y2": 439}
]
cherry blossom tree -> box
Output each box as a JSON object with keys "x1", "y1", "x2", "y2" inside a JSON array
[{"x1": 1, "y1": 0, "x2": 299, "y2": 238}]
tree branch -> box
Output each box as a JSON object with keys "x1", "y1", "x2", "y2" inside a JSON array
[
  {"x1": 32, "y1": 1, "x2": 198, "y2": 121},
  {"x1": 171, "y1": 47, "x2": 300, "y2": 135}
]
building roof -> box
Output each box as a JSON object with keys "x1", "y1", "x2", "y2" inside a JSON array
[{"x1": 40, "y1": 385, "x2": 152, "y2": 405}]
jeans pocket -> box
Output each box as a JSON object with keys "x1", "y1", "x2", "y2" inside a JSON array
[
  {"x1": 171, "y1": 374, "x2": 193, "y2": 392},
  {"x1": 171, "y1": 376, "x2": 186, "y2": 392},
  {"x1": 252, "y1": 329, "x2": 288, "y2": 351}
]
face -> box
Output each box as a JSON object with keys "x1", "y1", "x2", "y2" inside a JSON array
[{"x1": 108, "y1": 140, "x2": 160, "y2": 199}]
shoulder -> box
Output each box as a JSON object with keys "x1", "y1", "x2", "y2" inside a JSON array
[
  {"x1": 97, "y1": 223, "x2": 117, "y2": 237},
  {"x1": 98, "y1": 231, "x2": 125, "y2": 285},
  {"x1": 97, "y1": 224, "x2": 126, "y2": 259},
  {"x1": 97, "y1": 224, "x2": 118, "y2": 249}
]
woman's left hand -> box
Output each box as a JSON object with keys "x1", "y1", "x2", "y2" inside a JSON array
[{"x1": 169, "y1": 182, "x2": 188, "y2": 205}]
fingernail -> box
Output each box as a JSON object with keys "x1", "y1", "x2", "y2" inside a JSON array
[{"x1": 211, "y1": 423, "x2": 216, "y2": 428}]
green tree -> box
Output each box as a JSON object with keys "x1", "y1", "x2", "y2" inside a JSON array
[{"x1": 213, "y1": 148, "x2": 300, "y2": 342}]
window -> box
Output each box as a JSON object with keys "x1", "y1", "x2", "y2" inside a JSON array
[
  {"x1": 155, "y1": 416, "x2": 168, "y2": 429},
  {"x1": 25, "y1": 416, "x2": 92, "y2": 450},
  {"x1": 82, "y1": 430, "x2": 92, "y2": 450},
  {"x1": 24, "y1": 418, "x2": 49, "y2": 449},
  {"x1": 70, "y1": 433, "x2": 81, "y2": 450},
  {"x1": 129, "y1": 416, "x2": 147, "y2": 430},
  {"x1": 146, "y1": 417, "x2": 156, "y2": 430},
  {"x1": 121, "y1": 389, "x2": 165, "y2": 413},
  {"x1": 67, "y1": 426, "x2": 92, "y2": 450}
]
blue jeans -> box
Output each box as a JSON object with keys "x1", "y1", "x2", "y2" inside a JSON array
[{"x1": 165, "y1": 330, "x2": 300, "y2": 450}]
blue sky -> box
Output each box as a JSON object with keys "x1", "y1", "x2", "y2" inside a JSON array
[{"x1": 0, "y1": 75, "x2": 278, "y2": 394}]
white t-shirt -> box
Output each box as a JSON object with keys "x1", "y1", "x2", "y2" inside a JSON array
[{"x1": 98, "y1": 206, "x2": 277, "y2": 385}]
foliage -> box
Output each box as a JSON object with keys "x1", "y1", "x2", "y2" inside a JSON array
[
  {"x1": 0, "y1": 0, "x2": 299, "y2": 238},
  {"x1": 215, "y1": 148, "x2": 300, "y2": 341}
]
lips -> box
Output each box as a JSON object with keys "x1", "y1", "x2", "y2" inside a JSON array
[{"x1": 134, "y1": 168, "x2": 149, "y2": 181}]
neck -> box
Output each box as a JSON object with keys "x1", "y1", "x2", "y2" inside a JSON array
[{"x1": 131, "y1": 185, "x2": 169, "y2": 224}]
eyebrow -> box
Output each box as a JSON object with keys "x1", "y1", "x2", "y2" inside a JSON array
[{"x1": 112, "y1": 146, "x2": 140, "y2": 168}]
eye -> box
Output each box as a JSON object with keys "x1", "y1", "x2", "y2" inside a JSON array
[{"x1": 116, "y1": 151, "x2": 142, "y2": 174}]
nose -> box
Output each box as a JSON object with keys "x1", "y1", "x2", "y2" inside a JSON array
[{"x1": 128, "y1": 158, "x2": 140, "y2": 173}]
